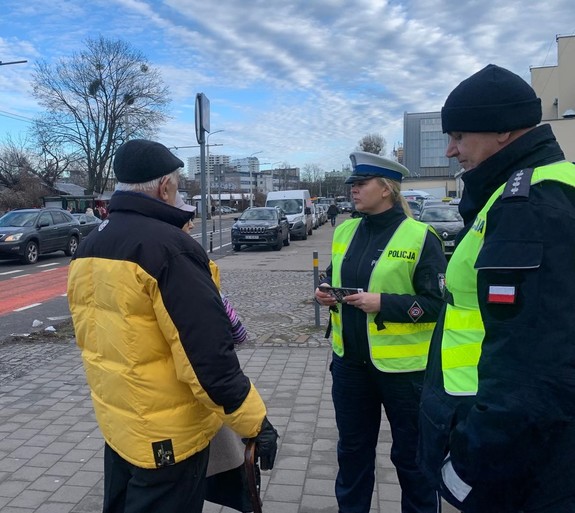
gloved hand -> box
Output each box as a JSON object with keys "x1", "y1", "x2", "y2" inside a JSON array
[{"x1": 253, "y1": 417, "x2": 279, "y2": 470}]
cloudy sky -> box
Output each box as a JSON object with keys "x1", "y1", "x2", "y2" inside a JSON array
[{"x1": 1, "y1": 0, "x2": 573, "y2": 173}]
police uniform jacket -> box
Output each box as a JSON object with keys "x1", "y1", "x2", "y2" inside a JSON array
[
  {"x1": 323, "y1": 204, "x2": 446, "y2": 364},
  {"x1": 68, "y1": 191, "x2": 266, "y2": 469},
  {"x1": 418, "y1": 124, "x2": 575, "y2": 512}
]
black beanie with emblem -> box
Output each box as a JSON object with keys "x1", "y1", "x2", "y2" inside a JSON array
[
  {"x1": 441, "y1": 64, "x2": 542, "y2": 133},
  {"x1": 113, "y1": 139, "x2": 184, "y2": 183}
]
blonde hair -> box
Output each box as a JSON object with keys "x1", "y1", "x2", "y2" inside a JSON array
[{"x1": 375, "y1": 177, "x2": 413, "y2": 218}]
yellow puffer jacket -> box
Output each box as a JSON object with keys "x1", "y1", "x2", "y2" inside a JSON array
[{"x1": 68, "y1": 192, "x2": 266, "y2": 468}]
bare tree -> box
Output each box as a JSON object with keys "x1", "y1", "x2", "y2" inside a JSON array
[
  {"x1": 31, "y1": 35, "x2": 170, "y2": 194},
  {"x1": 357, "y1": 133, "x2": 387, "y2": 155},
  {"x1": 0, "y1": 138, "x2": 32, "y2": 189},
  {"x1": 301, "y1": 163, "x2": 325, "y2": 196},
  {"x1": 35, "y1": 142, "x2": 81, "y2": 189},
  {"x1": 301, "y1": 163, "x2": 323, "y2": 182},
  {"x1": 0, "y1": 140, "x2": 53, "y2": 210},
  {"x1": 0, "y1": 134, "x2": 81, "y2": 191}
]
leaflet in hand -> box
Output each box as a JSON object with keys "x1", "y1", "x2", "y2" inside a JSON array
[{"x1": 319, "y1": 286, "x2": 363, "y2": 302}]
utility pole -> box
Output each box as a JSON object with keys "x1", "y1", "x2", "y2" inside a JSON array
[
  {"x1": 249, "y1": 151, "x2": 263, "y2": 207},
  {"x1": 195, "y1": 93, "x2": 210, "y2": 250},
  {"x1": 206, "y1": 129, "x2": 224, "y2": 217}
]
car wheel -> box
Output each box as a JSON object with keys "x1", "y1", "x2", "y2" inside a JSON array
[
  {"x1": 22, "y1": 240, "x2": 39, "y2": 265},
  {"x1": 65, "y1": 236, "x2": 79, "y2": 256},
  {"x1": 273, "y1": 236, "x2": 282, "y2": 251},
  {"x1": 233, "y1": 244, "x2": 242, "y2": 252}
]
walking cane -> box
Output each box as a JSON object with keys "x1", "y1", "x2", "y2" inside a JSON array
[{"x1": 244, "y1": 440, "x2": 263, "y2": 513}]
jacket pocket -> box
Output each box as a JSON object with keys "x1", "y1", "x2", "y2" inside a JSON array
[
  {"x1": 417, "y1": 386, "x2": 456, "y2": 489},
  {"x1": 475, "y1": 240, "x2": 542, "y2": 271}
]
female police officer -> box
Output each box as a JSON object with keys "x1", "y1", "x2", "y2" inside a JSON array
[{"x1": 315, "y1": 152, "x2": 446, "y2": 513}]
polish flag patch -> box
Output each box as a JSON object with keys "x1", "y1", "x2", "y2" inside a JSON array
[{"x1": 487, "y1": 285, "x2": 517, "y2": 304}]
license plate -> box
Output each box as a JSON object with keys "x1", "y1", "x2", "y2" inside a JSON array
[
  {"x1": 245, "y1": 235, "x2": 260, "y2": 239},
  {"x1": 444, "y1": 240, "x2": 455, "y2": 246}
]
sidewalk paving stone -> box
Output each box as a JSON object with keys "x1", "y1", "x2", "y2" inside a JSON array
[{"x1": 0, "y1": 229, "x2": 459, "y2": 512}]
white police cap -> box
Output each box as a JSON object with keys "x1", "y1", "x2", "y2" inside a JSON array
[{"x1": 346, "y1": 151, "x2": 410, "y2": 184}]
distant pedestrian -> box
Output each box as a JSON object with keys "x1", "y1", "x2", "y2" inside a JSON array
[{"x1": 327, "y1": 202, "x2": 339, "y2": 226}]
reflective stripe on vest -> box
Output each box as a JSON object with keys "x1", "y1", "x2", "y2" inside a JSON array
[
  {"x1": 331, "y1": 217, "x2": 436, "y2": 372},
  {"x1": 442, "y1": 161, "x2": 575, "y2": 395}
]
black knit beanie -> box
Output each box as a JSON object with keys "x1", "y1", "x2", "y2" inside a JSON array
[
  {"x1": 441, "y1": 64, "x2": 542, "y2": 133},
  {"x1": 113, "y1": 139, "x2": 184, "y2": 183}
]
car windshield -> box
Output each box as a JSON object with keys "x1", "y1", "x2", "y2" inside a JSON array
[
  {"x1": 420, "y1": 207, "x2": 462, "y2": 222},
  {"x1": 266, "y1": 199, "x2": 302, "y2": 215},
  {"x1": 0, "y1": 211, "x2": 38, "y2": 227},
  {"x1": 240, "y1": 209, "x2": 277, "y2": 221}
]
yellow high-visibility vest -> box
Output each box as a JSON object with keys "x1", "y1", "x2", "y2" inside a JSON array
[
  {"x1": 442, "y1": 161, "x2": 575, "y2": 395},
  {"x1": 331, "y1": 217, "x2": 436, "y2": 372}
]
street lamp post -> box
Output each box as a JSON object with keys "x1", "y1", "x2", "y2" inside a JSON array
[
  {"x1": 206, "y1": 130, "x2": 224, "y2": 217},
  {"x1": 249, "y1": 151, "x2": 263, "y2": 207},
  {"x1": 0, "y1": 60, "x2": 27, "y2": 67}
]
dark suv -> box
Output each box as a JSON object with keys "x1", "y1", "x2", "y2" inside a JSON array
[
  {"x1": 418, "y1": 204, "x2": 464, "y2": 257},
  {"x1": 0, "y1": 208, "x2": 82, "y2": 264},
  {"x1": 232, "y1": 207, "x2": 290, "y2": 251}
]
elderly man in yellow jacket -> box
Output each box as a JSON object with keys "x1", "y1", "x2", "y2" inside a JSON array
[{"x1": 68, "y1": 139, "x2": 278, "y2": 513}]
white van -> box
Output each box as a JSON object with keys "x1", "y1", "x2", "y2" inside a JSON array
[{"x1": 265, "y1": 190, "x2": 313, "y2": 240}]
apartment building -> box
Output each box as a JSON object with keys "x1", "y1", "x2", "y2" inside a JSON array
[{"x1": 530, "y1": 34, "x2": 575, "y2": 161}]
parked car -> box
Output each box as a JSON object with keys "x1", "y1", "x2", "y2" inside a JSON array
[
  {"x1": 418, "y1": 204, "x2": 464, "y2": 256},
  {"x1": 231, "y1": 207, "x2": 290, "y2": 251},
  {"x1": 338, "y1": 201, "x2": 354, "y2": 213},
  {"x1": 214, "y1": 205, "x2": 238, "y2": 215},
  {"x1": 265, "y1": 190, "x2": 313, "y2": 240},
  {"x1": 0, "y1": 208, "x2": 82, "y2": 264},
  {"x1": 316, "y1": 204, "x2": 328, "y2": 225},
  {"x1": 406, "y1": 200, "x2": 422, "y2": 219},
  {"x1": 400, "y1": 190, "x2": 435, "y2": 202},
  {"x1": 311, "y1": 204, "x2": 320, "y2": 230},
  {"x1": 73, "y1": 213, "x2": 102, "y2": 238}
]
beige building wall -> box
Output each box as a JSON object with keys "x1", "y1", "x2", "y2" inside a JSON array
[
  {"x1": 402, "y1": 178, "x2": 457, "y2": 198},
  {"x1": 531, "y1": 34, "x2": 575, "y2": 162}
]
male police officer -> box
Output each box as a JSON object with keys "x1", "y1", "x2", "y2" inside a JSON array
[{"x1": 418, "y1": 64, "x2": 575, "y2": 513}]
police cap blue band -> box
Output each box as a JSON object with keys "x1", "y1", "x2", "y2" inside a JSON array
[{"x1": 355, "y1": 163, "x2": 403, "y2": 182}]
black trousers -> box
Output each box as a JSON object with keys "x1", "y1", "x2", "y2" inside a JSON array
[
  {"x1": 103, "y1": 443, "x2": 209, "y2": 513},
  {"x1": 331, "y1": 354, "x2": 439, "y2": 513}
]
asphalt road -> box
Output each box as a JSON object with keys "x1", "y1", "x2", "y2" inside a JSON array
[{"x1": 0, "y1": 212, "x2": 339, "y2": 343}]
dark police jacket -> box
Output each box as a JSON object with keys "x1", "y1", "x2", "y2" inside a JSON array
[{"x1": 418, "y1": 124, "x2": 575, "y2": 512}]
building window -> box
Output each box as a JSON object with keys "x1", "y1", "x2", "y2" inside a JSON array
[{"x1": 420, "y1": 118, "x2": 449, "y2": 168}]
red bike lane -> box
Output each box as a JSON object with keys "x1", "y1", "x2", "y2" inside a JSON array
[{"x1": 0, "y1": 266, "x2": 69, "y2": 316}]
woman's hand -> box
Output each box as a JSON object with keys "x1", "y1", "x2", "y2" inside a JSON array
[
  {"x1": 315, "y1": 286, "x2": 338, "y2": 307},
  {"x1": 343, "y1": 292, "x2": 381, "y2": 313}
]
